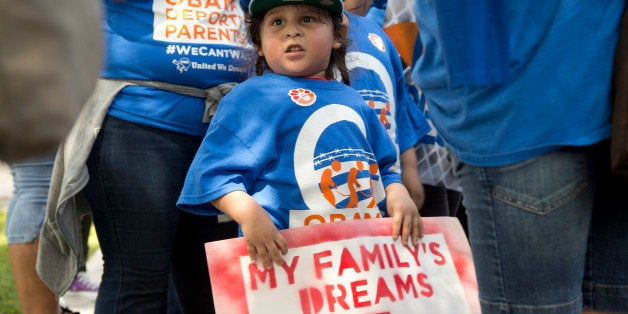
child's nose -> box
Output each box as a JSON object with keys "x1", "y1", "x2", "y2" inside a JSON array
[{"x1": 285, "y1": 24, "x2": 303, "y2": 37}]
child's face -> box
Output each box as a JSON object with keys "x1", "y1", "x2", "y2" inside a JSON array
[{"x1": 257, "y1": 4, "x2": 342, "y2": 79}]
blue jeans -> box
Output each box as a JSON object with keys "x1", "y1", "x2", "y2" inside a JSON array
[
  {"x1": 5, "y1": 153, "x2": 55, "y2": 244},
  {"x1": 452, "y1": 143, "x2": 628, "y2": 313},
  {"x1": 583, "y1": 141, "x2": 628, "y2": 311},
  {"x1": 84, "y1": 116, "x2": 237, "y2": 314}
]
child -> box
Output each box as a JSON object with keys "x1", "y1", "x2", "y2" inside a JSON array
[
  {"x1": 177, "y1": 0, "x2": 423, "y2": 271},
  {"x1": 342, "y1": 7, "x2": 431, "y2": 211}
]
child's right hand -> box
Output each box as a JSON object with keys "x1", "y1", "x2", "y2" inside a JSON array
[
  {"x1": 211, "y1": 191, "x2": 288, "y2": 270},
  {"x1": 240, "y1": 209, "x2": 288, "y2": 270}
]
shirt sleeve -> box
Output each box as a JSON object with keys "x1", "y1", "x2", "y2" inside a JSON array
[
  {"x1": 385, "y1": 33, "x2": 431, "y2": 153},
  {"x1": 176, "y1": 122, "x2": 265, "y2": 216}
]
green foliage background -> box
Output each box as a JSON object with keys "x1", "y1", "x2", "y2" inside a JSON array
[{"x1": 0, "y1": 205, "x2": 21, "y2": 313}]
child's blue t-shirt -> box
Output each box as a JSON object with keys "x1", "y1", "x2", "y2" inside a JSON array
[
  {"x1": 177, "y1": 74, "x2": 402, "y2": 230},
  {"x1": 345, "y1": 12, "x2": 430, "y2": 170},
  {"x1": 102, "y1": 0, "x2": 252, "y2": 136}
]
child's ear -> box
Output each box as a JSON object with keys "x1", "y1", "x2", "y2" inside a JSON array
[
  {"x1": 333, "y1": 39, "x2": 343, "y2": 49},
  {"x1": 333, "y1": 24, "x2": 348, "y2": 49},
  {"x1": 255, "y1": 44, "x2": 264, "y2": 57}
]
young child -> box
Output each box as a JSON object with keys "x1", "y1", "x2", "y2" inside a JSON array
[
  {"x1": 177, "y1": 0, "x2": 423, "y2": 271},
  {"x1": 342, "y1": 7, "x2": 431, "y2": 211}
]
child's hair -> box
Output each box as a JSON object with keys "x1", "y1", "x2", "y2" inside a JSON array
[{"x1": 246, "y1": 6, "x2": 351, "y2": 85}]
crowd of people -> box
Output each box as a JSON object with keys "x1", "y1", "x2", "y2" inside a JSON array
[{"x1": 1, "y1": 0, "x2": 626, "y2": 313}]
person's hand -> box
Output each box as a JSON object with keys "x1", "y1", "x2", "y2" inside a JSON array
[
  {"x1": 385, "y1": 182, "x2": 423, "y2": 246},
  {"x1": 239, "y1": 207, "x2": 288, "y2": 270},
  {"x1": 211, "y1": 191, "x2": 288, "y2": 269}
]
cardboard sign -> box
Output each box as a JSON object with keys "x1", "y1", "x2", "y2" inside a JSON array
[{"x1": 205, "y1": 217, "x2": 479, "y2": 314}]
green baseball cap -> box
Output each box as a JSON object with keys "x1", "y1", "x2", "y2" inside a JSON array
[{"x1": 248, "y1": 0, "x2": 344, "y2": 17}]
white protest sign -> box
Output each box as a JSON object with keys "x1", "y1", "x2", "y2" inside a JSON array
[{"x1": 205, "y1": 217, "x2": 479, "y2": 314}]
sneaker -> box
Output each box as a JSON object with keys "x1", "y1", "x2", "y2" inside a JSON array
[
  {"x1": 65, "y1": 271, "x2": 99, "y2": 301},
  {"x1": 69, "y1": 271, "x2": 99, "y2": 292}
]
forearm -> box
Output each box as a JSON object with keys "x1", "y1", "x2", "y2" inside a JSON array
[
  {"x1": 400, "y1": 148, "x2": 425, "y2": 210},
  {"x1": 384, "y1": 182, "x2": 410, "y2": 204},
  {"x1": 210, "y1": 190, "x2": 268, "y2": 226}
]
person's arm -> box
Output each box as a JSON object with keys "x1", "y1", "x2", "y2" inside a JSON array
[
  {"x1": 365, "y1": 98, "x2": 424, "y2": 247},
  {"x1": 400, "y1": 147, "x2": 425, "y2": 210},
  {"x1": 211, "y1": 191, "x2": 287, "y2": 270},
  {"x1": 385, "y1": 182, "x2": 423, "y2": 247},
  {"x1": 342, "y1": 0, "x2": 373, "y2": 16}
]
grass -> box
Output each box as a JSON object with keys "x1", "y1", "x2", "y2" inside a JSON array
[
  {"x1": 0, "y1": 205, "x2": 21, "y2": 313},
  {"x1": 0, "y1": 204, "x2": 99, "y2": 313}
]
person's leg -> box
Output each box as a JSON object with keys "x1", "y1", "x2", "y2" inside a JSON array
[
  {"x1": 446, "y1": 188, "x2": 463, "y2": 217},
  {"x1": 85, "y1": 116, "x2": 193, "y2": 313},
  {"x1": 454, "y1": 202, "x2": 468, "y2": 237},
  {"x1": 169, "y1": 212, "x2": 238, "y2": 313},
  {"x1": 9, "y1": 238, "x2": 59, "y2": 314},
  {"x1": 6, "y1": 154, "x2": 59, "y2": 314},
  {"x1": 85, "y1": 116, "x2": 228, "y2": 313},
  {"x1": 583, "y1": 140, "x2": 628, "y2": 312},
  {"x1": 452, "y1": 147, "x2": 595, "y2": 314},
  {"x1": 419, "y1": 184, "x2": 451, "y2": 216}
]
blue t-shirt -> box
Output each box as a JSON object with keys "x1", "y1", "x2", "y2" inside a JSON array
[
  {"x1": 102, "y1": 0, "x2": 252, "y2": 136},
  {"x1": 177, "y1": 74, "x2": 402, "y2": 230},
  {"x1": 412, "y1": 0, "x2": 625, "y2": 166},
  {"x1": 345, "y1": 12, "x2": 430, "y2": 171},
  {"x1": 365, "y1": 0, "x2": 388, "y2": 26}
]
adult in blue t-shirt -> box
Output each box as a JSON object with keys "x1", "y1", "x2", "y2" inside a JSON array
[
  {"x1": 412, "y1": 1, "x2": 627, "y2": 313},
  {"x1": 81, "y1": 0, "x2": 250, "y2": 312}
]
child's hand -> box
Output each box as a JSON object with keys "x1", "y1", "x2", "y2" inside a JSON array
[
  {"x1": 240, "y1": 209, "x2": 288, "y2": 270},
  {"x1": 211, "y1": 191, "x2": 288, "y2": 270},
  {"x1": 385, "y1": 182, "x2": 424, "y2": 246}
]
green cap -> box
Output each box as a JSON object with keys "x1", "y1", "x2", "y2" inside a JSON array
[{"x1": 249, "y1": 0, "x2": 344, "y2": 17}]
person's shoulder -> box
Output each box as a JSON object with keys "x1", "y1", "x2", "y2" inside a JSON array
[
  {"x1": 306, "y1": 79, "x2": 360, "y2": 96},
  {"x1": 345, "y1": 11, "x2": 384, "y2": 34},
  {"x1": 234, "y1": 73, "x2": 294, "y2": 87},
  {"x1": 331, "y1": 80, "x2": 359, "y2": 92},
  {"x1": 345, "y1": 11, "x2": 395, "y2": 54},
  {"x1": 321, "y1": 81, "x2": 365, "y2": 104},
  {"x1": 226, "y1": 74, "x2": 300, "y2": 101},
  {"x1": 228, "y1": 75, "x2": 271, "y2": 95}
]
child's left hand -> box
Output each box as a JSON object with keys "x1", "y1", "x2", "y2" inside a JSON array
[{"x1": 385, "y1": 182, "x2": 424, "y2": 246}]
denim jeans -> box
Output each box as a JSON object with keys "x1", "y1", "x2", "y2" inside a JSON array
[
  {"x1": 583, "y1": 141, "x2": 628, "y2": 312},
  {"x1": 5, "y1": 153, "x2": 55, "y2": 244},
  {"x1": 452, "y1": 147, "x2": 596, "y2": 313},
  {"x1": 84, "y1": 116, "x2": 237, "y2": 314}
]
